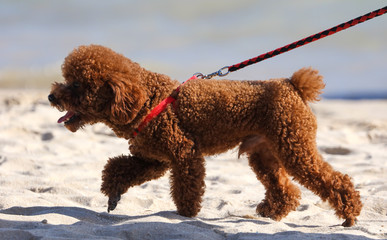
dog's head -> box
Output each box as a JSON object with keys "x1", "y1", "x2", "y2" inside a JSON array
[{"x1": 49, "y1": 45, "x2": 146, "y2": 132}]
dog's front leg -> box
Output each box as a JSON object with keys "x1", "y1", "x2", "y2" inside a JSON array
[
  {"x1": 101, "y1": 155, "x2": 169, "y2": 212},
  {"x1": 170, "y1": 151, "x2": 206, "y2": 217}
]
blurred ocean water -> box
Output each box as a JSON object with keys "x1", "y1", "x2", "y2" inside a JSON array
[{"x1": 0, "y1": 0, "x2": 386, "y2": 98}]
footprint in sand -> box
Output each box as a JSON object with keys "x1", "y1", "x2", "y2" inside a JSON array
[
  {"x1": 230, "y1": 189, "x2": 242, "y2": 194},
  {"x1": 217, "y1": 200, "x2": 229, "y2": 210},
  {"x1": 41, "y1": 132, "x2": 54, "y2": 141},
  {"x1": 29, "y1": 187, "x2": 56, "y2": 194},
  {"x1": 320, "y1": 146, "x2": 352, "y2": 155},
  {"x1": 0, "y1": 155, "x2": 7, "y2": 166},
  {"x1": 297, "y1": 204, "x2": 309, "y2": 212}
]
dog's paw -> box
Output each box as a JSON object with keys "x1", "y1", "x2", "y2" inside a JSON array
[
  {"x1": 107, "y1": 194, "x2": 121, "y2": 213},
  {"x1": 256, "y1": 201, "x2": 283, "y2": 221},
  {"x1": 342, "y1": 217, "x2": 356, "y2": 227}
]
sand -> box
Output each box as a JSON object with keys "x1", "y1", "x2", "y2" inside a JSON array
[{"x1": 0, "y1": 89, "x2": 386, "y2": 240}]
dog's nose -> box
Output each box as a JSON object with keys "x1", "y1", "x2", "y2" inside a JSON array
[{"x1": 48, "y1": 94, "x2": 56, "y2": 102}]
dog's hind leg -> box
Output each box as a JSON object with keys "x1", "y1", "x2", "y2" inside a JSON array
[
  {"x1": 242, "y1": 136, "x2": 301, "y2": 221},
  {"x1": 101, "y1": 155, "x2": 169, "y2": 212},
  {"x1": 276, "y1": 134, "x2": 362, "y2": 227}
]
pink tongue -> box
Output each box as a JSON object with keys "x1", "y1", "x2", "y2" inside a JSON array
[{"x1": 58, "y1": 111, "x2": 75, "y2": 123}]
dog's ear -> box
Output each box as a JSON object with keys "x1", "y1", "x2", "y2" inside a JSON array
[{"x1": 108, "y1": 77, "x2": 146, "y2": 125}]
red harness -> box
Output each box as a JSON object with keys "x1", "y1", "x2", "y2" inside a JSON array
[{"x1": 132, "y1": 75, "x2": 198, "y2": 137}]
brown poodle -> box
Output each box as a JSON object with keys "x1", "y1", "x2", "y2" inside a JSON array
[{"x1": 48, "y1": 45, "x2": 362, "y2": 227}]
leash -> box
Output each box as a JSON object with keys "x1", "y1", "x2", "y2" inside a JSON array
[
  {"x1": 196, "y1": 6, "x2": 387, "y2": 79},
  {"x1": 133, "y1": 6, "x2": 386, "y2": 137}
]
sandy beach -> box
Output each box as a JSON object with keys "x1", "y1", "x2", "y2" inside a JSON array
[
  {"x1": 1, "y1": 1, "x2": 386, "y2": 239},
  {"x1": 0, "y1": 89, "x2": 386, "y2": 239}
]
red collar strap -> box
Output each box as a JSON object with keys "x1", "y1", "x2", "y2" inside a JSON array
[{"x1": 132, "y1": 75, "x2": 198, "y2": 137}]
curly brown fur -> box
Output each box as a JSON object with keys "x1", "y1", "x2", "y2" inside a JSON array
[
  {"x1": 49, "y1": 45, "x2": 362, "y2": 226},
  {"x1": 246, "y1": 137, "x2": 301, "y2": 221}
]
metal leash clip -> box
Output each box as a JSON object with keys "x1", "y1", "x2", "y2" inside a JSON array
[{"x1": 194, "y1": 66, "x2": 230, "y2": 79}]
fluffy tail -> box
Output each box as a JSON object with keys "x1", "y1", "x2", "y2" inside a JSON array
[{"x1": 290, "y1": 67, "x2": 325, "y2": 102}]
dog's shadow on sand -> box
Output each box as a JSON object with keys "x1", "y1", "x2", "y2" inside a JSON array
[{"x1": 0, "y1": 206, "x2": 376, "y2": 240}]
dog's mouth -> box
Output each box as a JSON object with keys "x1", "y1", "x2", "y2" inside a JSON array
[
  {"x1": 58, "y1": 111, "x2": 76, "y2": 124},
  {"x1": 57, "y1": 111, "x2": 83, "y2": 132}
]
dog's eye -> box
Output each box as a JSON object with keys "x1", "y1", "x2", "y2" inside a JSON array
[{"x1": 73, "y1": 82, "x2": 81, "y2": 88}]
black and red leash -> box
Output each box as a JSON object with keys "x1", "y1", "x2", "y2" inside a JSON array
[
  {"x1": 133, "y1": 6, "x2": 386, "y2": 137},
  {"x1": 196, "y1": 5, "x2": 387, "y2": 79}
]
